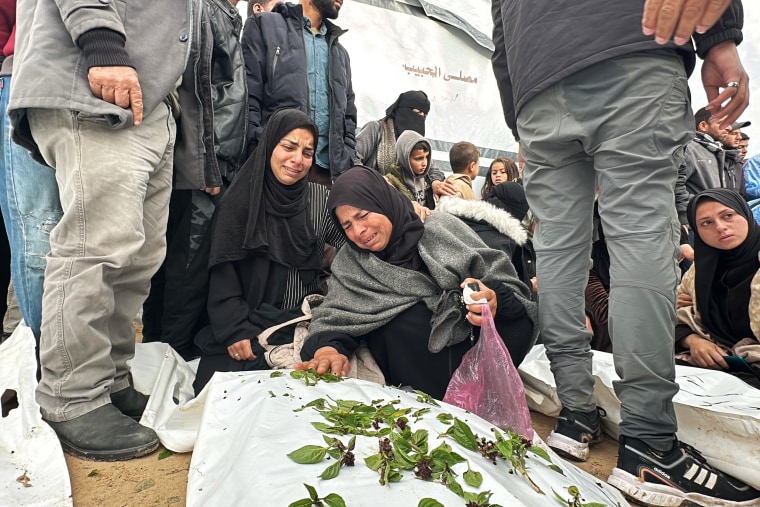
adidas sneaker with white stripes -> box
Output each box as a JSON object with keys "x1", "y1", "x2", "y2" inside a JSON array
[{"x1": 607, "y1": 436, "x2": 760, "y2": 506}]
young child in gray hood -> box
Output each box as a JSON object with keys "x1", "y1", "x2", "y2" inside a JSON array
[{"x1": 385, "y1": 130, "x2": 437, "y2": 209}]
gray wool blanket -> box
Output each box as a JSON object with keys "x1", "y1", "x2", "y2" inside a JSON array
[{"x1": 308, "y1": 211, "x2": 538, "y2": 353}]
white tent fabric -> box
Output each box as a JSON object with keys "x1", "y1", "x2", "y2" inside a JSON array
[
  {"x1": 416, "y1": 0, "x2": 494, "y2": 50},
  {"x1": 0, "y1": 325, "x2": 71, "y2": 507},
  {"x1": 337, "y1": 0, "x2": 517, "y2": 161},
  {"x1": 519, "y1": 345, "x2": 760, "y2": 490}
]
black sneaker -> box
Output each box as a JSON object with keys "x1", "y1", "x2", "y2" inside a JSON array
[
  {"x1": 546, "y1": 406, "x2": 604, "y2": 461},
  {"x1": 608, "y1": 436, "x2": 760, "y2": 506}
]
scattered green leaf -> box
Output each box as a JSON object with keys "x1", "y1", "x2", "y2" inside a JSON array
[
  {"x1": 418, "y1": 499, "x2": 445, "y2": 507},
  {"x1": 529, "y1": 445, "x2": 551, "y2": 462},
  {"x1": 323, "y1": 493, "x2": 347, "y2": 507},
  {"x1": 436, "y1": 412, "x2": 453, "y2": 424},
  {"x1": 464, "y1": 468, "x2": 483, "y2": 488},
  {"x1": 287, "y1": 499, "x2": 313, "y2": 507},
  {"x1": 444, "y1": 418, "x2": 478, "y2": 450},
  {"x1": 288, "y1": 484, "x2": 344, "y2": 507},
  {"x1": 304, "y1": 483, "x2": 318, "y2": 501},
  {"x1": 413, "y1": 390, "x2": 440, "y2": 406},
  {"x1": 158, "y1": 448, "x2": 174, "y2": 460},
  {"x1": 319, "y1": 460, "x2": 342, "y2": 480},
  {"x1": 287, "y1": 445, "x2": 328, "y2": 464}
]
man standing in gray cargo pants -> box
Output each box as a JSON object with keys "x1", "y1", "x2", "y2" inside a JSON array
[
  {"x1": 492, "y1": 1, "x2": 759, "y2": 506},
  {"x1": 8, "y1": 0, "x2": 221, "y2": 462}
]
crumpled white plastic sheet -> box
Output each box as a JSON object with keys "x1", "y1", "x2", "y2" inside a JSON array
[
  {"x1": 132, "y1": 342, "x2": 200, "y2": 453},
  {"x1": 519, "y1": 345, "x2": 760, "y2": 490},
  {"x1": 185, "y1": 371, "x2": 629, "y2": 507},
  {"x1": 0, "y1": 325, "x2": 72, "y2": 507}
]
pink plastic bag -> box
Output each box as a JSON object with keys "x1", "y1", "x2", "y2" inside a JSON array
[{"x1": 443, "y1": 304, "x2": 534, "y2": 440}]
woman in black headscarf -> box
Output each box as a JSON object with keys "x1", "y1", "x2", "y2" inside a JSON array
[
  {"x1": 193, "y1": 109, "x2": 344, "y2": 393},
  {"x1": 676, "y1": 189, "x2": 760, "y2": 385},
  {"x1": 354, "y1": 90, "x2": 456, "y2": 198},
  {"x1": 295, "y1": 166, "x2": 538, "y2": 399}
]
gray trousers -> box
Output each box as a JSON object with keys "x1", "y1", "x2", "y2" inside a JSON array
[
  {"x1": 517, "y1": 52, "x2": 693, "y2": 450},
  {"x1": 29, "y1": 104, "x2": 175, "y2": 421}
]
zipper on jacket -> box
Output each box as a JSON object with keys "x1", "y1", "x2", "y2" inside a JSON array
[{"x1": 272, "y1": 46, "x2": 280, "y2": 77}]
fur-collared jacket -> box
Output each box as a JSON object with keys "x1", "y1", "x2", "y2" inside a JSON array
[
  {"x1": 437, "y1": 196, "x2": 536, "y2": 296},
  {"x1": 9, "y1": 0, "x2": 247, "y2": 191}
]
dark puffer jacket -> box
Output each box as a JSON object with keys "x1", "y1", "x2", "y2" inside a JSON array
[{"x1": 242, "y1": 2, "x2": 357, "y2": 180}]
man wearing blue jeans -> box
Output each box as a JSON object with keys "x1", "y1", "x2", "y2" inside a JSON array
[
  {"x1": 492, "y1": 0, "x2": 759, "y2": 506},
  {"x1": 0, "y1": 75, "x2": 62, "y2": 343},
  {"x1": 0, "y1": 4, "x2": 62, "y2": 346}
]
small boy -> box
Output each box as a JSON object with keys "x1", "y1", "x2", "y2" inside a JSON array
[
  {"x1": 446, "y1": 141, "x2": 480, "y2": 200},
  {"x1": 386, "y1": 130, "x2": 437, "y2": 209}
]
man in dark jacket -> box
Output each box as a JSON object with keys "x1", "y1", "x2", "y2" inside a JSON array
[
  {"x1": 676, "y1": 107, "x2": 745, "y2": 220},
  {"x1": 242, "y1": 0, "x2": 357, "y2": 184},
  {"x1": 141, "y1": 0, "x2": 248, "y2": 361},
  {"x1": 492, "y1": 0, "x2": 759, "y2": 505}
]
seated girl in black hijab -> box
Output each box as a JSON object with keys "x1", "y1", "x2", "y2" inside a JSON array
[
  {"x1": 676, "y1": 189, "x2": 760, "y2": 386},
  {"x1": 193, "y1": 110, "x2": 344, "y2": 393},
  {"x1": 295, "y1": 166, "x2": 538, "y2": 399}
]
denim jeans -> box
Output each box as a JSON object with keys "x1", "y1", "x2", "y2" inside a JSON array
[
  {"x1": 518, "y1": 52, "x2": 692, "y2": 451},
  {"x1": 0, "y1": 76, "x2": 62, "y2": 339},
  {"x1": 29, "y1": 104, "x2": 175, "y2": 421}
]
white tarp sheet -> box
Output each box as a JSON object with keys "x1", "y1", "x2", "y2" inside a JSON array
[
  {"x1": 136, "y1": 344, "x2": 627, "y2": 505},
  {"x1": 519, "y1": 345, "x2": 760, "y2": 490},
  {"x1": 184, "y1": 370, "x2": 628, "y2": 507},
  {"x1": 0, "y1": 325, "x2": 72, "y2": 507}
]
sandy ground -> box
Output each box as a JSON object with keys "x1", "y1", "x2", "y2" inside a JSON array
[{"x1": 63, "y1": 411, "x2": 620, "y2": 506}]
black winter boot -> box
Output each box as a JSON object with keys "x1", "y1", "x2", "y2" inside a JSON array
[
  {"x1": 46, "y1": 404, "x2": 159, "y2": 461},
  {"x1": 111, "y1": 385, "x2": 150, "y2": 420}
]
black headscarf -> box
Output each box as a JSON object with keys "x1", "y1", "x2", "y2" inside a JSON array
[
  {"x1": 327, "y1": 166, "x2": 424, "y2": 270},
  {"x1": 386, "y1": 90, "x2": 430, "y2": 139},
  {"x1": 208, "y1": 109, "x2": 321, "y2": 272},
  {"x1": 687, "y1": 188, "x2": 760, "y2": 344},
  {"x1": 487, "y1": 182, "x2": 529, "y2": 221}
]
